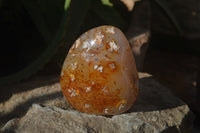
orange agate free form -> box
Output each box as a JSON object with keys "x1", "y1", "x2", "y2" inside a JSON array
[{"x1": 60, "y1": 26, "x2": 139, "y2": 115}]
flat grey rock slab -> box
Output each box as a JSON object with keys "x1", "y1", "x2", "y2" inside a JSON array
[{"x1": 1, "y1": 73, "x2": 194, "y2": 133}]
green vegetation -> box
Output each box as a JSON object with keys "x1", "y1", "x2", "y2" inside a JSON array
[
  {"x1": 0, "y1": 0, "x2": 127, "y2": 85},
  {"x1": 0, "y1": 0, "x2": 181, "y2": 85}
]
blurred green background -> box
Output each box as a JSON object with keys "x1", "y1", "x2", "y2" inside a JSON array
[{"x1": 0, "y1": 0, "x2": 131, "y2": 84}]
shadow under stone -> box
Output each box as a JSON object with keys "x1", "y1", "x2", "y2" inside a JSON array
[
  {"x1": 0, "y1": 75, "x2": 187, "y2": 126},
  {"x1": 0, "y1": 91, "x2": 63, "y2": 126},
  {"x1": 0, "y1": 75, "x2": 60, "y2": 103},
  {"x1": 127, "y1": 76, "x2": 185, "y2": 113}
]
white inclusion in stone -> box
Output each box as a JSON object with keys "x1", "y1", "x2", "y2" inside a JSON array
[
  {"x1": 94, "y1": 65, "x2": 98, "y2": 70},
  {"x1": 85, "y1": 86, "x2": 91, "y2": 92},
  {"x1": 90, "y1": 53, "x2": 95, "y2": 56},
  {"x1": 109, "y1": 63, "x2": 116, "y2": 69},
  {"x1": 71, "y1": 77, "x2": 75, "y2": 82},
  {"x1": 83, "y1": 41, "x2": 89, "y2": 49},
  {"x1": 94, "y1": 65, "x2": 103, "y2": 73},
  {"x1": 102, "y1": 86, "x2": 108, "y2": 93},
  {"x1": 85, "y1": 57, "x2": 90, "y2": 62},
  {"x1": 71, "y1": 62, "x2": 78, "y2": 70},
  {"x1": 108, "y1": 40, "x2": 120, "y2": 52},
  {"x1": 69, "y1": 74, "x2": 75, "y2": 81},
  {"x1": 75, "y1": 38, "x2": 81, "y2": 48},
  {"x1": 90, "y1": 40, "x2": 95, "y2": 45},
  {"x1": 104, "y1": 108, "x2": 109, "y2": 114},
  {"x1": 68, "y1": 89, "x2": 72, "y2": 93},
  {"x1": 68, "y1": 88, "x2": 77, "y2": 97},
  {"x1": 92, "y1": 81, "x2": 95, "y2": 85},
  {"x1": 106, "y1": 27, "x2": 115, "y2": 34},
  {"x1": 96, "y1": 32, "x2": 104, "y2": 43},
  {"x1": 71, "y1": 54, "x2": 76, "y2": 57},
  {"x1": 82, "y1": 52, "x2": 95, "y2": 57},
  {"x1": 97, "y1": 66, "x2": 103, "y2": 73},
  {"x1": 71, "y1": 44, "x2": 75, "y2": 50},
  {"x1": 85, "y1": 104, "x2": 91, "y2": 108},
  {"x1": 118, "y1": 104, "x2": 126, "y2": 110},
  {"x1": 82, "y1": 52, "x2": 95, "y2": 62},
  {"x1": 83, "y1": 40, "x2": 95, "y2": 51}
]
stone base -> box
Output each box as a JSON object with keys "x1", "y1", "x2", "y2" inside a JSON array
[{"x1": 0, "y1": 73, "x2": 194, "y2": 133}]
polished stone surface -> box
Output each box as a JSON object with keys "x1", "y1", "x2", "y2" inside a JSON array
[{"x1": 60, "y1": 26, "x2": 139, "y2": 115}]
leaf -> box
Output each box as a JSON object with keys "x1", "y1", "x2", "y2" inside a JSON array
[
  {"x1": 37, "y1": 0, "x2": 65, "y2": 35},
  {"x1": 56, "y1": 0, "x2": 90, "y2": 66},
  {"x1": 64, "y1": 0, "x2": 90, "y2": 45},
  {"x1": 91, "y1": 0, "x2": 127, "y2": 29},
  {"x1": 101, "y1": 0, "x2": 113, "y2": 6},
  {"x1": 0, "y1": 0, "x2": 70, "y2": 85},
  {"x1": 0, "y1": 0, "x2": 90, "y2": 86},
  {"x1": 21, "y1": 0, "x2": 54, "y2": 44}
]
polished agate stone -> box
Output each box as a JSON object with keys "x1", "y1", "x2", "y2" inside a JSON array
[{"x1": 60, "y1": 25, "x2": 139, "y2": 115}]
